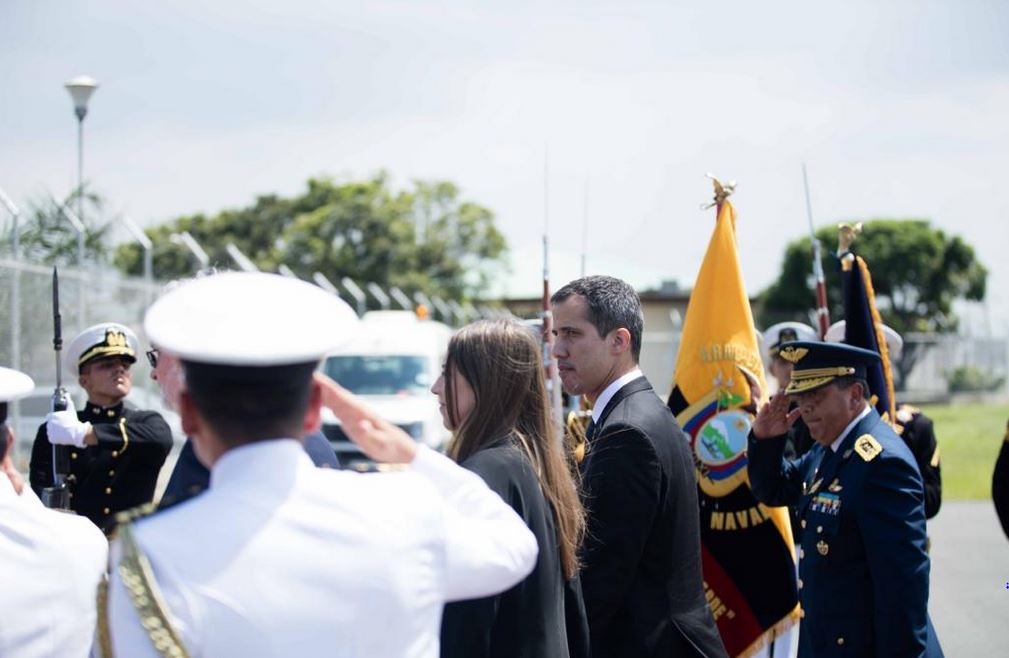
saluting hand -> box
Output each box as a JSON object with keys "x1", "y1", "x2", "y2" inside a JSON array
[
  {"x1": 751, "y1": 392, "x2": 801, "y2": 440},
  {"x1": 314, "y1": 373, "x2": 419, "y2": 464}
]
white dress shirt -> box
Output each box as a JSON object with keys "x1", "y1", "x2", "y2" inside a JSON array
[
  {"x1": 591, "y1": 367, "x2": 644, "y2": 423},
  {"x1": 0, "y1": 472, "x2": 108, "y2": 658},
  {"x1": 830, "y1": 403, "x2": 872, "y2": 452},
  {"x1": 109, "y1": 439, "x2": 538, "y2": 658}
]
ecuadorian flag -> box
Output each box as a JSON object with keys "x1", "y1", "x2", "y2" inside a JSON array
[{"x1": 667, "y1": 196, "x2": 800, "y2": 657}]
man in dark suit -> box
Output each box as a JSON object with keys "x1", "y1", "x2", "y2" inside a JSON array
[
  {"x1": 748, "y1": 341, "x2": 943, "y2": 657},
  {"x1": 551, "y1": 275, "x2": 727, "y2": 658}
]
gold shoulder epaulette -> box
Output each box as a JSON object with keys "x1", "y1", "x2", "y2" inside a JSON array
[{"x1": 854, "y1": 434, "x2": 882, "y2": 462}]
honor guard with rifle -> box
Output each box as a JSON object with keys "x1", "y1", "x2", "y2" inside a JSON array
[{"x1": 29, "y1": 321, "x2": 174, "y2": 534}]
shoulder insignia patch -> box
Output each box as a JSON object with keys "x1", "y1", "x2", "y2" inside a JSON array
[
  {"x1": 854, "y1": 434, "x2": 882, "y2": 462},
  {"x1": 779, "y1": 346, "x2": 808, "y2": 364}
]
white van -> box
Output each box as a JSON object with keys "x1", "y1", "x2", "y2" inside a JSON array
[{"x1": 319, "y1": 310, "x2": 453, "y2": 467}]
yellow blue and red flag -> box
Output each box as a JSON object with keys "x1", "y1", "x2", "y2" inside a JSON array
[{"x1": 667, "y1": 192, "x2": 800, "y2": 657}]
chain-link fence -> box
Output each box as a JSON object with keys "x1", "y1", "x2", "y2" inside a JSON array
[{"x1": 0, "y1": 257, "x2": 161, "y2": 469}]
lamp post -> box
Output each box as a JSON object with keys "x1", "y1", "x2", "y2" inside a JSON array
[
  {"x1": 64, "y1": 76, "x2": 98, "y2": 224},
  {"x1": 118, "y1": 215, "x2": 153, "y2": 301}
]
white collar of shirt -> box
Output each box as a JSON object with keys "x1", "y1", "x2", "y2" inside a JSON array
[
  {"x1": 210, "y1": 438, "x2": 308, "y2": 490},
  {"x1": 830, "y1": 403, "x2": 872, "y2": 452},
  {"x1": 591, "y1": 367, "x2": 644, "y2": 423}
]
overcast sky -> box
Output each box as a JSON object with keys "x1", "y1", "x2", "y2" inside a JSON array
[{"x1": 2, "y1": 0, "x2": 1007, "y2": 331}]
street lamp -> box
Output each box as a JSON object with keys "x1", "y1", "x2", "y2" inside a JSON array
[{"x1": 64, "y1": 76, "x2": 98, "y2": 223}]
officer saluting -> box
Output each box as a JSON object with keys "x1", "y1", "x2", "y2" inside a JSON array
[
  {"x1": 105, "y1": 272, "x2": 537, "y2": 657},
  {"x1": 29, "y1": 322, "x2": 174, "y2": 533},
  {"x1": 747, "y1": 341, "x2": 943, "y2": 657}
]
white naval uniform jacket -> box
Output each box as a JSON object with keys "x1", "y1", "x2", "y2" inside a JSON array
[
  {"x1": 0, "y1": 470, "x2": 108, "y2": 657},
  {"x1": 108, "y1": 439, "x2": 539, "y2": 658}
]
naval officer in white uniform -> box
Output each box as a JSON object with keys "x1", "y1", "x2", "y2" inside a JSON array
[
  {"x1": 106, "y1": 271, "x2": 538, "y2": 658},
  {"x1": 0, "y1": 366, "x2": 108, "y2": 658}
]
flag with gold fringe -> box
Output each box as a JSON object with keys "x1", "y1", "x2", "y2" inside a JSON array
[
  {"x1": 667, "y1": 181, "x2": 800, "y2": 658},
  {"x1": 838, "y1": 236, "x2": 897, "y2": 424}
]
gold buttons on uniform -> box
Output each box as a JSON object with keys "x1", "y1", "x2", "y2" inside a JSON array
[
  {"x1": 837, "y1": 637, "x2": 845, "y2": 646},
  {"x1": 71, "y1": 452, "x2": 78, "y2": 460},
  {"x1": 801, "y1": 519, "x2": 807, "y2": 529},
  {"x1": 112, "y1": 451, "x2": 119, "y2": 458},
  {"x1": 103, "y1": 507, "x2": 110, "y2": 514},
  {"x1": 105, "y1": 487, "x2": 112, "y2": 494},
  {"x1": 816, "y1": 526, "x2": 823, "y2": 534},
  {"x1": 797, "y1": 578, "x2": 803, "y2": 590},
  {"x1": 108, "y1": 470, "x2": 115, "y2": 477},
  {"x1": 92, "y1": 407, "x2": 100, "y2": 414},
  {"x1": 799, "y1": 548, "x2": 805, "y2": 559},
  {"x1": 107, "y1": 410, "x2": 115, "y2": 417}
]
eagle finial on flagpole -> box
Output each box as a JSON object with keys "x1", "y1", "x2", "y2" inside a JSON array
[
  {"x1": 702, "y1": 173, "x2": 736, "y2": 210},
  {"x1": 837, "y1": 222, "x2": 863, "y2": 258}
]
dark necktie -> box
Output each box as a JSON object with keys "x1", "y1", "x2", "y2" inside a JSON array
[{"x1": 585, "y1": 419, "x2": 597, "y2": 442}]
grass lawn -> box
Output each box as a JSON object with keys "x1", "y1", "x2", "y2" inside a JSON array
[{"x1": 919, "y1": 402, "x2": 1009, "y2": 500}]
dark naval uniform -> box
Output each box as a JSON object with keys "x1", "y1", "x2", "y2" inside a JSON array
[
  {"x1": 30, "y1": 401, "x2": 172, "y2": 534},
  {"x1": 896, "y1": 404, "x2": 942, "y2": 519},
  {"x1": 749, "y1": 341, "x2": 943, "y2": 658},
  {"x1": 749, "y1": 408, "x2": 942, "y2": 657}
]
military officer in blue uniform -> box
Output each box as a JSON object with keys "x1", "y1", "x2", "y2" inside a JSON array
[{"x1": 748, "y1": 341, "x2": 943, "y2": 657}]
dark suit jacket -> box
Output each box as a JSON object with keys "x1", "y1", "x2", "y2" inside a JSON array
[
  {"x1": 441, "y1": 441, "x2": 589, "y2": 658},
  {"x1": 161, "y1": 431, "x2": 340, "y2": 502},
  {"x1": 749, "y1": 408, "x2": 943, "y2": 658},
  {"x1": 580, "y1": 376, "x2": 727, "y2": 658},
  {"x1": 993, "y1": 430, "x2": 1009, "y2": 542}
]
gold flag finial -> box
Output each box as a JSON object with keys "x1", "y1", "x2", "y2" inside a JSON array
[
  {"x1": 702, "y1": 173, "x2": 736, "y2": 210},
  {"x1": 837, "y1": 222, "x2": 863, "y2": 257}
]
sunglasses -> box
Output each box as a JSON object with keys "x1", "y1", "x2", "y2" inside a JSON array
[{"x1": 146, "y1": 349, "x2": 159, "y2": 368}]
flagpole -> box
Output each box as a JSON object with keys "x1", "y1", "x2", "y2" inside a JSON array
[
  {"x1": 802, "y1": 163, "x2": 831, "y2": 339},
  {"x1": 541, "y1": 144, "x2": 564, "y2": 431}
]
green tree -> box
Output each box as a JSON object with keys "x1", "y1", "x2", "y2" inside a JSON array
[
  {"x1": 114, "y1": 174, "x2": 508, "y2": 304},
  {"x1": 5, "y1": 187, "x2": 113, "y2": 264},
  {"x1": 758, "y1": 219, "x2": 987, "y2": 387}
]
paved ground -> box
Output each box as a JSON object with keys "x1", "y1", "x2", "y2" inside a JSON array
[{"x1": 929, "y1": 500, "x2": 1009, "y2": 656}]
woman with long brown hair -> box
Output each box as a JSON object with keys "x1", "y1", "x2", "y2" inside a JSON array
[{"x1": 433, "y1": 318, "x2": 588, "y2": 658}]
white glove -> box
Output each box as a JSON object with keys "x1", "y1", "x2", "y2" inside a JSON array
[{"x1": 46, "y1": 399, "x2": 91, "y2": 448}]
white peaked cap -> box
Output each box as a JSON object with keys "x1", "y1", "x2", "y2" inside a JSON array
[
  {"x1": 66, "y1": 322, "x2": 139, "y2": 373},
  {"x1": 0, "y1": 367, "x2": 35, "y2": 402},
  {"x1": 824, "y1": 320, "x2": 904, "y2": 360},
  {"x1": 145, "y1": 272, "x2": 360, "y2": 365},
  {"x1": 762, "y1": 321, "x2": 820, "y2": 353}
]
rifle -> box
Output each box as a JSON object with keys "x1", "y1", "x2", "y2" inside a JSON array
[
  {"x1": 802, "y1": 163, "x2": 831, "y2": 338},
  {"x1": 40, "y1": 266, "x2": 72, "y2": 509}
]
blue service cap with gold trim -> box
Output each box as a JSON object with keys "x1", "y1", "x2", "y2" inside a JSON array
[
  {"x1": 66, "y1": 322, "x2": 139, "y2": 373},
  {"x1": 780, "y1": 341, "x2": 880, "y2": 395},
  {"x1": 144, "y1": 272, "x2": 358, "y2": 366}
]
